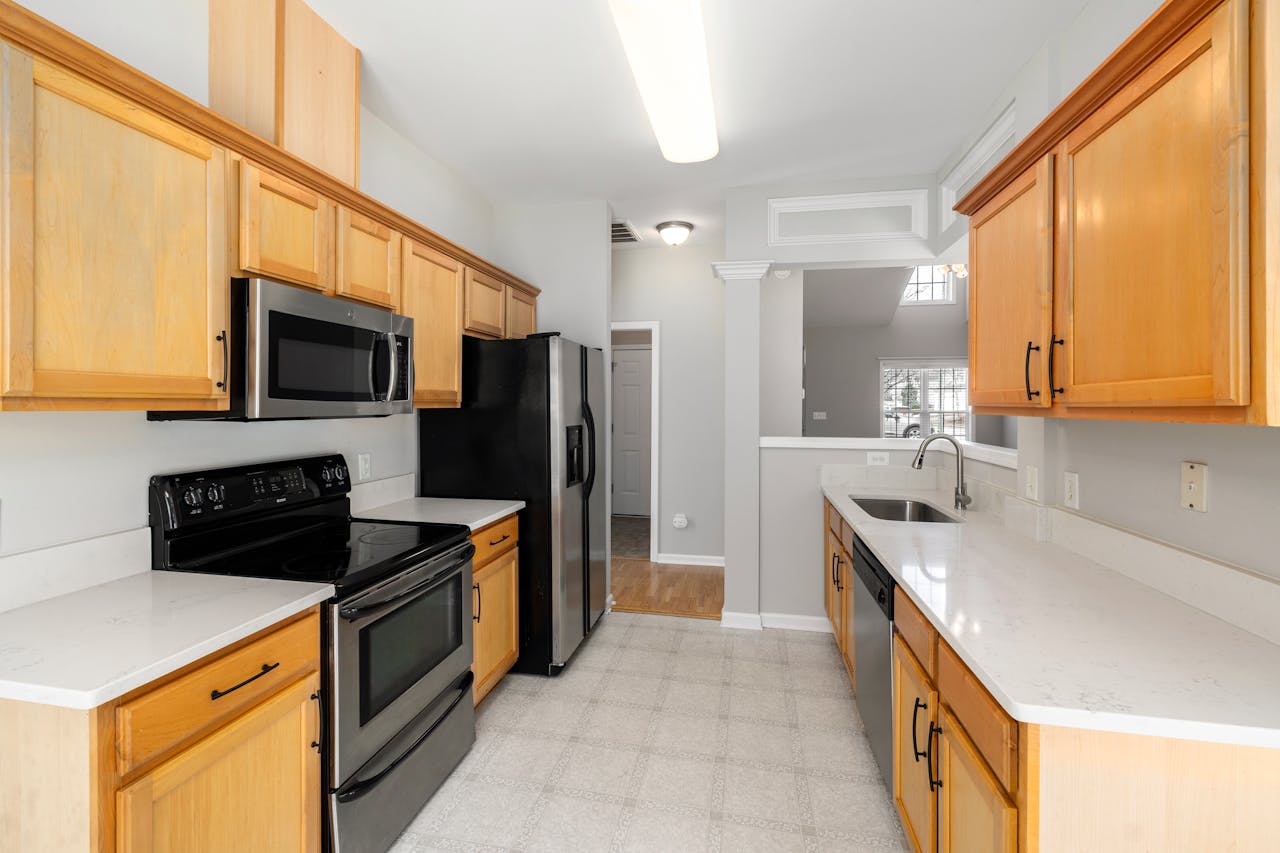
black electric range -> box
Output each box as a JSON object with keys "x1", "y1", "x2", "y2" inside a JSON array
[{"x1": 148, "y1": 454, "x2": 469, "y2": 595}]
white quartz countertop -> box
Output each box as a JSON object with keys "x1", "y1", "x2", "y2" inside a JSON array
[
  {"x1": 823, "y1": 485, "x2": 1280, "y2": 749},
  {"x1": 362, "y1": 497, "x2": 525, "y2": 532},
  {"x1": 0, "y1": 572, "x2": 333, "y2": 710}
]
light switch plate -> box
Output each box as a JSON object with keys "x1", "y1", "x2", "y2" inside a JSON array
[
  {"x1": 357, "y1": 453, "x2": 372, "y2": 481},
  {"x1": 1181, "y1": 461, "x2": 1208, "y2": 512},
  {"x1": 1063, "y1": 472, "x2": 1080, "y2": 509},
  {"x1": 1023, "y1": 465, "x2": 1039, "y2": 501},
  {"x1": 867, "y1": 452, "x2": 890, "y2": 466}
]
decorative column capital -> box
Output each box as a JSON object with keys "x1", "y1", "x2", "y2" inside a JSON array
[{"x1": 711, "y1": 260, "x2": 773, "y2": 282}]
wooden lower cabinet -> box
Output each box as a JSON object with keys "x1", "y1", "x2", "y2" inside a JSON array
[
  {"x1": 838, "y1": 544, "x2": 854, "y2": 676},
  {"x1": 938, "y1": 706, "x2": 1017, "y2": 853},
  {"x1": 894, "y1": 634, "x2": 937, "y2": 853},
  {"x1": 470, "y1": 515, "x2": 521, "y2": 704},
  {"x1": 117, "y1": 672, "x2": 321, "y2": 852}
]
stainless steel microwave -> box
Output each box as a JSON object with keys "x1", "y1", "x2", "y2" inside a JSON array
[{"x1": 150, "y1": 278, "x2": 413, "y2": 421}]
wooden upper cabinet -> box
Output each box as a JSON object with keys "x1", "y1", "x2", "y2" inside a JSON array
[
  {"x1": 464, "y1": 269, "x2": 506, "y2": 338},
  {"x1": 938, "y1": 706, "x2": 1017, "y2": 853},
  {"x1": 505, "y1": 287, "x2": 537, "y2": 339},
  {"x1": 968, "y1": 154, "x2": 1055, "y2": 408},
  {"x1": 239, "y1": 160, "x2": 333, "y2": 293},
  {"x1": 336, "y1": 207, "x2": 401, "y2": 309},
  {"x1": 0, "y1": 51, "x2": 229, "y2": 409},
  {"x1": 1058, "y1": 0, "x2": 1249, "y2": 408},
  {"x1": 401, "y1": 239, "x2": 464, "y2": 406},
  {"x1": 117, "y1": 672, "x2": 321, "y2": 853},
  {"x1": 210, "y1": 0, "x2": 359, "y2": 184}
]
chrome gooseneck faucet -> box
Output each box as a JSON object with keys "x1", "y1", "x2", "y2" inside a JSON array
[{"x1": 911, "y1": 433, "x2": 972, "y2": 510}]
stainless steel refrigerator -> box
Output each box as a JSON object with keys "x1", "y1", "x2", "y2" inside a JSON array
[{"x1": 417, "y1": 333, "x2": 607, "y2": 675}]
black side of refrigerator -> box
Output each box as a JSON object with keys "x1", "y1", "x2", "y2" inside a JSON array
[{"x1": 417, "y1": 335, "x2": 554, "y2": 675}]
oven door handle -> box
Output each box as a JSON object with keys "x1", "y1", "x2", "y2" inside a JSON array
[
  {"x1": 337, "y1": 549, "x2": 473, "y2": 622},
  {"x1": 332, "y1": 670, "x2": 474, "y2": 804}
]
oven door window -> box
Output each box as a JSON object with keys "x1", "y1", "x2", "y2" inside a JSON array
[
  {"x1": 359, "y1": 573, "x2": 462, "y2": 725},
  {"x1": 268, "y1": 311, "x2": 392, "y2": 401}
]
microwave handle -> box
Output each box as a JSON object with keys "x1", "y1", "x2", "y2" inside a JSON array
[
  {"x1": 384, "y1": 332, "x2": 399, "y2": 402},
  {"x1": 366, "y1": 337, "x2": 379, "y2": 402}
]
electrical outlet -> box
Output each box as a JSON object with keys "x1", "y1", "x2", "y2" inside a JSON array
[
  {"x1": 812, "y1": 411, "x2": 827, "y2": 421},
  {"x1": 1023, "y1": 465, "x2": 1039, "y2": 501},
  {"x1": 672, "y1": 514, "x2": 689, "y2": 529},
  {"x1": 357, "y1": 453, "x2": 372, "y2": 481},
  {"x1": 1181, "y1": 461, "x2": 1208, "y2": 512},
  {"x1": 867, "y1": 452, "x2": 890, "y2": 466},
  {"x1": 1063, "y1": 471, "x2": 1080, "y2": 510}
]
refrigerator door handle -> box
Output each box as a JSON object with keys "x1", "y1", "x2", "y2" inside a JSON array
[{"x1": 582, "y1": 357, "x2": 597, "y2": 499}]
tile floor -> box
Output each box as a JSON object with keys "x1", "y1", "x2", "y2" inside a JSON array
[{"x1": 391, "y1": 611, "x2": 908, "y2": 852}]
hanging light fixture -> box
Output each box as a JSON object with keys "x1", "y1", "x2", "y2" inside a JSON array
[
  {"x1": 608, "y1": 0, "x2": 720, "y2": 163},
  {"x1": 656, "y1": 221, "x2": 694, "y2": 246},
  {"x1": 952, "y1": 263, "x2": 969, "y2": 279}
]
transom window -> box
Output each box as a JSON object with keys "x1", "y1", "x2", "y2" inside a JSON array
[
  {"x1": 880, "y1": 358, "x2": 969, "y2": 441},
  {"x1": 901, "y1": 265, "x2": 954, "y2": 305}
]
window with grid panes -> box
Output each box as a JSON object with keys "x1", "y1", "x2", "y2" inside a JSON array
[
  {"x1": 880, "y1": 359, "x2": 969, "y2": 440},
  {"x1": 900, "y1": 265, "x2": 954, "y2": 304}
]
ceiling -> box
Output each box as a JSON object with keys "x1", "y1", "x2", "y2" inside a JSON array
[
  {"x1": 306, "y1": 0, "x2": 1090, "y2": 248},
  {"x1": 803, "y1": 267, "x2": 913, "y2": 328}
]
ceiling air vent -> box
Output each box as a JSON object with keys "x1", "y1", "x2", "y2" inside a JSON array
[{"x1": 611, "y1": 220, "x2": 642, "y2": 244}]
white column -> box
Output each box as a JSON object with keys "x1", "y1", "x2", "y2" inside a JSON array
[{"x1": 712, "y1": 260, "x2": 773, "y2": 630}]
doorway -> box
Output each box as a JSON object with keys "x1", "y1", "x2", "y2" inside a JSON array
[{"x1": 610, "y1": 325, "x2": 656, "y2": 561}]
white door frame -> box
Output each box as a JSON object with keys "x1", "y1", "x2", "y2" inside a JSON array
[{"x1": 610, "y1": 321, "x2": 660, "y2": 562}]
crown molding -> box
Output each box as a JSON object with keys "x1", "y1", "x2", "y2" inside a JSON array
[
  {"x1": 939, "y1": 102, "x2": 1016, "y2": 232},
  {"x1": 711, "y1": 261, "x2": 773, "y2": 281}
]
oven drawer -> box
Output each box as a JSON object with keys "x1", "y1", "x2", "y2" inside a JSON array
[
  {"x1": 470, "y1": 514, "x2": 519, "y2": 567},
  {"x1": 117, "y1": 610, "x2": 320, "y2": 776}
]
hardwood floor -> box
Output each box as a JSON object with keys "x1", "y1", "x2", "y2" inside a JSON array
[{"x1": 611, "y1": 557, "x2": 723, "y2": 620}]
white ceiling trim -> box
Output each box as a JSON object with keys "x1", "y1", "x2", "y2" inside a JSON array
[
  {"x1": 711, "y1": 260, "x2": 773, "y2": 281},
  {"x1": 767, "y1": 189, "x2": 930, "y2": 247},
  {"x1": 938, "y1": 102, "x2": 1017, "y2": 232}
]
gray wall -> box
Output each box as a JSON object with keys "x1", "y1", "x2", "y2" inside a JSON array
[
  {"x1": 611, "y1": 245, "x2": 726, "y2": 559},
  {"x1": 760, "y1": 273, "x2": 804, "y2": 437},
  {"x1": 804, "y1": 285, "x2": 969, "y2": 438}
]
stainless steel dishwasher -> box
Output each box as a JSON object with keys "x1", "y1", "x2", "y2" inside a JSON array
[{"x1": 850, "y1": 535, "x2": 895, "y2": 792}]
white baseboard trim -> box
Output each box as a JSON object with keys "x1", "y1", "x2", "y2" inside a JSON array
[
  {"x1": 655, "y1": 553, "x2": 725, "y2": 567},
  {"x1": 760, "y1": 612, "x2": 832, "y2": 633},
  {"x1": 720, "y1": 611, "x2": 763, "y2": 631}
]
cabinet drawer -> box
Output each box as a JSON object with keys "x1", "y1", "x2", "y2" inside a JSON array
[
  {"x1": 937, "y1": 640, "x2": 1018, "y2": 794},
  {"x1": 827, "y1": 501, "x2": 841, "y2": 536},
  {"x1": 116, "y1": 611, "x2": 320, "y2": 777},
  {"x1": 893, "y1": 588, "x2": 937, "y2": 676},
  {"x1": 470, "y1": 514, "x2": 519, "y2": 568}
]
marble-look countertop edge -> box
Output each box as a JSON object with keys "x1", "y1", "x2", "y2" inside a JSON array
[
  {"x1": 361, "y1": 497, "x2": 526, "y2": 532},
  {"x1": 0, "y1": 585, "x2": 333, "y2": 710},
  {"x1": 822, "y1": 484, "x2": 1280, "y2": 750}
]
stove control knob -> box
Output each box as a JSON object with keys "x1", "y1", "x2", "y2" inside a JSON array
[
  {"x1": 335, "y1": 464, "x2": 347, "y2": 482},
  {"x1": 183, "y1": 486, "x2": 204, "y2": 508},
  {"x1": 320, "y1": 466, "x2": 333, "y2": 484},
  {"x1": 206, "y1": 484, "x2": 225, "y2": 504}
]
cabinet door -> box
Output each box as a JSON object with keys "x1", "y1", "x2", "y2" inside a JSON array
[
  {"x1": 839, "y1": 547, "x2": 855, "y2": 676},
  {"x1": 239, "y1": 160, "x2": 333, "y2": 293},
  {"x1": 938, "y1": 706, "x2": 1016, "y2": 853},
  {"x1": 464, "y1": 269, "x2": 506, "y2": 338},
  {"x1": 1, "y1": 53, "x2": 229, "y2": 407},
  {"x1": 117, "y1": 673, "x2": 321, "y2": 853},
  {"x1": 335, "y1": 207, "x2": 401, "y2": 309},
  {"x1": 893, "y1": 633, "x2": 937, "y2": 853},
  {"x1": 401, "y1": 239, "x2": 464, "y2": 406},
  {"x1": 824, "y1": 527, "x2": 837, "y2": 623},
  {"x1": 1059, "y1": 0, "x2": 1248, "y2": 407},
  {"x1": 968, "y1": 154, "x2": 1054, "y2": 408},
  {"x1": 472, "y1": 548, "x2": 519, "y2": 705},
  {"x1": 504, "y1": 287, "x2": 537, "y2": 339},
  {"x1": 279, "y1": 0, "x2": 360, "y2": 185},
  {"x1": 827, "y1": 533, "x2": 842, "y2": 642}
]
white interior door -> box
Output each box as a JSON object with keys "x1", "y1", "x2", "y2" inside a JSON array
[{"x1": 611, "y1": 347, "x2": 651, "y2": 517}]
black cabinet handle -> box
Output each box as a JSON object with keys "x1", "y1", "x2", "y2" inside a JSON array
[
  {"x1": 210, "y1": 662, "x2": 279, "y2": 700},
  {"x1": 310, "y1": 687, "x2": 325, "y2": 754},
  {"x1": 911, "y1": 698, "x2": 928, "y2": 762},
  {"x1": 927, "y1": 721, "x2": 943, "y2": 791},
  {"x1": 1049, "y1": 336, "x2": 1065, "y2": 400},
  {"x1": 835, "y1": 556, "x2": 842, "y2": 592},
  {"x1": 488, "y1": 533, "x2": 510, "y2": 547},
  {"x1": 473, "y1": 582, "x2": 482, "y2": 623},
  {"x1": 1024, "y1": 340, "x2": 1041, "y2": 401},
  {"x1": 216, "y1": 330, "x2": 228, "y2": 390}
]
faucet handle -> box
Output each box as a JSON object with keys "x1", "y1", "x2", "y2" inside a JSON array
[{"x1": 955, "y1": 484, "x2": 973, "y2": 510}]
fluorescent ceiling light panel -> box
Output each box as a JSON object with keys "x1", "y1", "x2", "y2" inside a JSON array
[{"x1": 609, "y1": 0, "x2": 719, "y2": 163}]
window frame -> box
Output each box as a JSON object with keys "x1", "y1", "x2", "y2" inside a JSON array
[
  {"x1": 900, "y1": 265, "x2": 956, "y2": 306},
  {"x1": 878, "y1": 357, "x2": 971, "y2": 440}
]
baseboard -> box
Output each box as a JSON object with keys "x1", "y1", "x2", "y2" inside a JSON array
[
  {"x1": 760, "y1": 612, "x2": 832, "y2": 633},
  {"x1": 655, "y1": 552, "x2": 726, "y2": 567},
  {"x1": 720, "y1": 611, "x2": 763, "y2": 630}
]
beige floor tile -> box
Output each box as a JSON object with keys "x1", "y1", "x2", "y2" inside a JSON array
[
  {"x1": 718, "y1": 820, "x2": 809, "y2": 853},
  {"x1": 518, "y1": 694, "x2": 592, "y2": 736},
  {"x1": 670, "y1": 653, "x2": 728, "y2": 683},
  {"x1": 556, "y1": 742, "x2": 644, "y2": 797},
  {"x1": 615, "y1": 646, "x2": 676, "y2": 676},
  {"x1": 799, "y1": 728, "x2": 880, "y2": 778},
  {"x1": 522, "y1": 793, "x2": 626, "y2": 853},
  {"x1": 579, "y1": 702, "x2": 657, "y2": 746},
  {"x1": 636, "y1": 753, "x2": 717, "y2": 809},
  {"x1": 548, "y1": 662, "x2": 610, "y2": 697},
  {"x1": 660, "y1": 681, "x2": 724, "y2": 716},
  {"x1": 652, "y1": 711, "x2": 722, "y2": 757},
  {"x1": 794, "y1": 692, "x2": 860, "y2": 731},
  {"x1": 721, "y1": 764, "x2": 803, "y2": 825},
  {"x1": 726, "y1": 685, "x2": 791, "y2": 723},
  {"x1": 601, "y1": 671, "x2": 668, "y2": 708},
  {"x1": 628, "y1": 624, "x2": 684, "y2": 652},
  {"x1": 724, "y1": 718, "x2": 799, "y2": 766},
  {"x1": 474, "y1": 731, "x2": 568, "y2": 785},
  {"x1": 621, "y1": 808, "x2": 713, "y2": 853},
  {"x1": 433, "y1": 778, "x2": 541, "y2": 848},
  {"x1": 808, "y1": 775, "x2": 903, "y2": 838}
]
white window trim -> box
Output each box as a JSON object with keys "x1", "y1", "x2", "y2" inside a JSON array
[
  {"x1": 879, "y1": 358, "x2": 970, "y2": 440},
  {"x1": 900, "y1": 268, "x2": 956, "y2": 306}
]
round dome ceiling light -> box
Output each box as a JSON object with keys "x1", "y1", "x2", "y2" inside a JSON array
[{"x1": 656, "y1": 221, "x2": 694, "y2": 246}]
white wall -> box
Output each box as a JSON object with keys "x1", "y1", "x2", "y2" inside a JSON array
[
  {"x1": 493, "y1": 201, "x2": 613, "y2": 349},
  {"x1": 359, "y1": 108, "x2": 495, "y2": 257},
  {"x1": 611, "y1": 245, "x2": 726, "y2": 559},
  {"x1": 759, "y1": 273, "x2": 804, "y2": 437}
]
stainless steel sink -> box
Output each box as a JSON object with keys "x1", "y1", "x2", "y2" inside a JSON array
[{"x1": 850, "y1": 497, "x2": 962, "y2": 523}]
